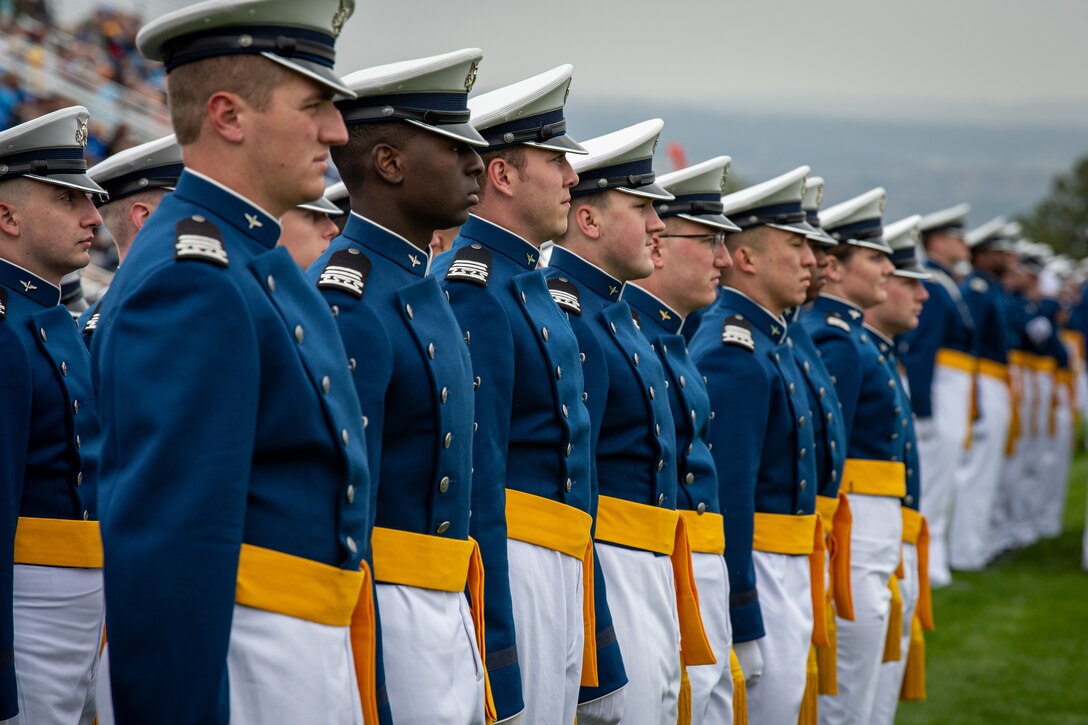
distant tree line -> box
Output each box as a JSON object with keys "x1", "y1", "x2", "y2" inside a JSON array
[{"x1": 1020, "y1": 156, "x2": 1088, "y2": 257}]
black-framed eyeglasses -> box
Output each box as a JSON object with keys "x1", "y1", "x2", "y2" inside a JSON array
[{"x1": 658, "y1": 231, "x2": 728, "y2": 249}]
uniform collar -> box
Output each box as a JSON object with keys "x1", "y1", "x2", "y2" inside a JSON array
[
  {"x1": 0, "y1": 257, "x2": 60, "y2": 307},
  {"x1": 720, "y1": 286, "x2": 788, "y2": 344},
  {"x1": 925, "y1": 258, "x2": 954, "y2": 278},
  {"x1": 785, "y1": 305, "x2": 802, "y2": 323},
  {"x1": 864, "y1": 322, "x2": 896, "y2": 352},
  {"x1": 459, "y1": 214, "x2": 542, "y2": 271},
  {"x1": 548, "y1": 246, "x2": 624, "y2": 303},
  {"x1": 174, "y1": 170, "x2": 282, "y2": 249},
  {"x1": 622, "y1": 283, "x2": 683, "y2": 335},
  {"x1": 343, "y1": 212, "x2": 430, "y2": 277},
  {"x1": 813, "y1": 293, "x2": 865, "y2": 324}
]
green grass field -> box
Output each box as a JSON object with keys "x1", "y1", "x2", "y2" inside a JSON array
[{"x1": 896, "y1": 451, "x2": 1088, "y2": 724}]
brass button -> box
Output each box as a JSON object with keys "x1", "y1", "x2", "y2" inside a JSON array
[
  {"x1": 341, "y1": 429, "x2": 350, "y2": 446},
  {"x1": 72, "y1": 399, "x2": 79, "y2": 414},
  {"x1": 649, "y1": 386, "x2": 656, "y2": 400},
  {"x1": 566, "y1": 443, "x2": 572, "y2": 457},
  {"x1": 555, "y1": 366, "x2": 562, "y2": 380},
  {"x1": 76, "y1": 471, "x2": 83, "y2": 486},
  {"x1": 437, "y1": 521, "x2": 451, "y2": 534},
  {"x1": 685, "y1": 472, "x2": 695, "y2": 485},
  {"x1": 474, "y1": 376, "x2": 481, "y2": 390},
  {"x1": 542, "y1": 327, "x2": 549, "y2": 341},
  {"x1": 562, "y1": 404, "x2": 569, "y2": 418},
  {"x1": 633, "y1": 353, "x2": 640, "y2": 366},
  {"x1": 83, "y1": 510, "x2": 90, "y2": 521},
  {"x1": 439, "y1": 476, "x2": 450, "y2": 493},
  {"x1": 444, "y1": 432, "x2": 453, "y2": 448},
  {"x1": 609, "y1": 322, "x2": 617, "y2": 333},
  {"x1": 789, "y1": 383, "x2": 796, "y2": 394},
  {"x1": 579, "y1": 353, "x2": 586, "y2": 364},
  {"x1": 658, "y1": 493, "x2": 666, "y2": 506},
  {"x1": 362, "y1": 416, "x2": 369, "y2": 429},
  {"x1": 819, "y1": 387, "x2": 826, "y2": 398},
  {"x1": 655, "y1": 424, "x2": 661, "y2": 436},
  {"x1": 800, "y1": 479, "x2": 808, "y2": 490},
  {"x1": 346, "y1": 536, "x2": 358, "y2": 554},
  {"x1": 60, "y1": 361, "x2": 68, "y2": 376},
  {"x1": 349, "y1": 357, "x2": 357, "y2": 372},
  {"x1": 799, "y1": 416, "x2": 806, "y2": 428},
  {"x1": 346, "y1": 485, "x2": 355, "y2": 504},
  {"x1": 521, "y1": 292, "x2": 527, "y2": 304},
  {"x1": 800, "y1": 448, "x2": 807, "y2": 459},
  {"x1": 582, "y1": 392, "x2": 588, "y2": 403},
  {"x1": 657, "y1": 459, "x2": 665, "y2": 472},
  {"x1": 428, "y1": 343, "x2": 436, "y2": 359},
  {"x1": 679, "y1": 375, "x2": 686, "y2": 388},
  {"x1": 565, "y1": 478, "x2": 573, "y2": 492},
  {"x1": 39, "y1": 328, "x2": 47, "y2": 342},
  {"x1": 697, "y1": 502, "x2": 707, "y2": 514},
  {"x1": 266, "y1": 274, "x2": 276, "y2": 292},
  {"x1": 803, "y1": 361, "x2": 811, "y2": 373},
  {"x1": 405, "y1": 303, "x2": 414, "y2": 319},
  {"x1": 75, "y1": 435, "x2": 81, "y2": 450},
  {"x1": 441, "y1": 387, "x2": 449, "y2": 403},
  {"x1": 294, "y1": 325, "x2": 304, "y2": 343},
  {"x1": 322, "y1": 376, "x2": 331, "y2": 394}
]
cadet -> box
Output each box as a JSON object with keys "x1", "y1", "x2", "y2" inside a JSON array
[
  {"x1": 898, "y1": 203, "x2": 975, "y2": 587},
  {"x1": 626, "y1": 155, "x2": 741, "y2": 723},
  {"x1": 79, "y1": 133, "x2": 183, "y2": 348},
  {"x1": 689, "y1": 166, "x2": 821, "y2": 724},
  {"x1": 309, "y1": 49, "x2": 491, "y2": 724},
  {"x1": 804, "y1": 187, "x2": 904, "y2": 725},
  {"x1": 790, "y1": 176, "x2": 852, "y2": 700},
  {"x1": 89, "y1": 2, "x2": 377, "y2": 723},
  {"x1": 280, "y1": 187, "x2": 343, "y2": 268},
  {"x1": 866, "y1": 216, "x2": 935, "y2": 725},
  {"x1": 430, "y1": 65, "x2": 595, "y2": 725},
  {"x1": 0, "y1": 106, "x2": 106, "y2": 725},
  {"x1": 545, "y1": 119, "x2": 714, "y2": 725},
  {"x1": 949, "y1": 218, "x2": 1016, "y2": 570}
]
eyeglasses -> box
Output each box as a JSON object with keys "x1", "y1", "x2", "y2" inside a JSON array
[{"x1": 658, "y1": 231, "x2": 728, "y2": 250}]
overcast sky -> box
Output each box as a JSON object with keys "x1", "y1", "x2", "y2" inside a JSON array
[{"x1": 61, "y1": 0, "x2": 1088, "y2": 126}]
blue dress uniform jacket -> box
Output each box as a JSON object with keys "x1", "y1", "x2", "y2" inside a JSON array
[
  {"x1": 788, "y1": 306, "x2": 847, "y2": 499},
  {"x1": 543, "y1": 246, "x2": 681, "y2": 701},
  {"x1": 0, "y1": 260, "x2": 100, "y2": 720},
  {"x1": 897, "y1": 260, "x2": 975, "y2": 418},
  {"x1": 90, "y1": 170, "x2": 372, "y2": 725},
  {"x1": 803, "y1": 296, "x2": 910, "y2": 466},
  {"x1": 431, "y1": 215, "x2": 594, "y2": 719},
  {"x1": 623, "y1": 284, "x2": 720, "y2": 517},
  {"x1": 689, "y1": 287, "x2": 818, "y2": 643},
  {"x1": 309, "y1": 214, "x2": 472, "y2": 541},
  {"x1": 961, "y1": 270, "x2": 1009, "y2": 366},
  {"x1": 878, "y1": 335, "x2": 921, "y2": 511}
]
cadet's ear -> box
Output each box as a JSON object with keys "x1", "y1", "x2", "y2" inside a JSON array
[
  {"x1": 823, "y1": 254, "x2": 845, "y2": 284},
  {"x1": 205, "y1": 91, "x2": 246, "y2": 144},
  {"x1": 732, "y1": 244, "x2": 758, "y2": 274},
  {"x1": 0, "y1": 199, "x2": 20, "y2": 238},
  {"x1": 129, "y1": 200, "x2": 156, "y2": 232},
  {"x1": 483, "y1": 157, "x2": 517, "y2": 200},
  {"x1": 371, "y1": 143, "x2": 404, "y2": 185},
  {"x1": 649, "y1": 233, "x2": 666, "y2": 269},
  {"x1": 572, "y1": 202, "x2": 601, "y2": 240}
]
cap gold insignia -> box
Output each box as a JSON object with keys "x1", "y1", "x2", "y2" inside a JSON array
[
  {"x1": 75, "y1": 118, "x2": 89, "y2": 148},
  {"x1": 719, "y1": 170, "x2": 728, "y2": 195},
  {"x1": 331, "y1": 0, "x2": 349, "y2": 37},
  {"x1": 464, "y1": 60, "x2": 479, "y2": 92}
]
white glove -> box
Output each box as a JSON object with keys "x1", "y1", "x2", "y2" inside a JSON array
[
  {"x1": 733, "y1": 639, "x2": 764, "y2": 684},
  {"x1": 1025, "y1": 315, "x2": 1053, "y2": 346}
]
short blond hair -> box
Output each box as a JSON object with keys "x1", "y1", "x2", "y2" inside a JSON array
[{"x1": 166, "y1": 55, "x2": 292, "y2": 144}]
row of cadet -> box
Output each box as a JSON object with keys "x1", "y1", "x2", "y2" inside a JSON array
[{"x1": 2, "y1": 1, "x2": 1084, "y2": 725}]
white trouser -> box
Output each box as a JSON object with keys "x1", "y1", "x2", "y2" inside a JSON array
[
  {"x1": 95, "y1": 644, "x2": 113, "y2": 725},
  {"x1": 870, "y1": 542, "x2": 920, "y2": 725},
  {"x1": 1039, "y1": 380, "x2": 1073, "y2": 539},
  {"x1": 951, "y1": 374, "x2": 1012, "y2": 570},
  {"x1": 4, "y1": 565, "x2": 103, "y2": 725},
  {"x1": 687, "y1": 552, "x2": 733, "y2": 725},
  {"x1": 746, "y1": 551, "x2": 813, "y2": 725},
  {"x1": 819, "y1": 494, "x2": 903, "y2": 725},
  {"x1": 377, "y1": 584, "x2": 485, "y2": 724},
  {"x1": 1018, "y1": 370, "x2": 1053, "y2": 545},
  {"x1": 593, "y1": 542, "x2": 680, "y2": 725},
  {"x1": 507, "y1": 540, "x2": 584, "y2": 725},
  {"x1": 990, "y1": 363, "x2": 1032, "y2": 559},
  {"x1": 226, "y1": 604, "x2": 363, "y2": 725},
  {"x1": 918, "y1": 364, "x2": 971, "y2": 586},
  {"x1": 577, "y1": 689, "x2": 626, "y2": 725}
]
